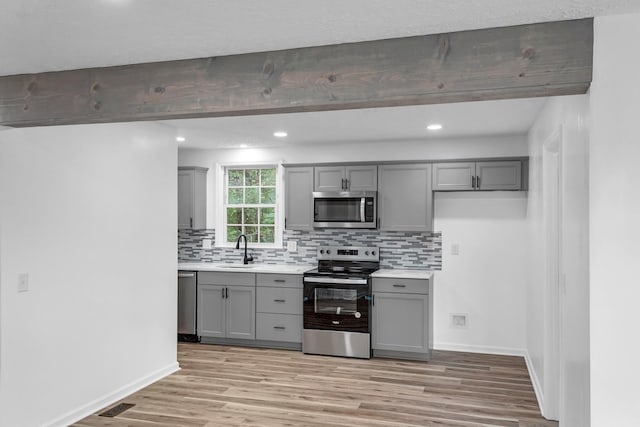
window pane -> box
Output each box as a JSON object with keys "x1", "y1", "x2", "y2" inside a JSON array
[
  {"x1": 245, "y1": 169, "x2": 259, "y2": 186},
  {"x1": 245, "y1": 226, "x2": 258, "y2": 243},
  {"x1": 228, "y1": 188, "x2": 243, "y2": 204},
  {"x1": 227, "y1": 226, "x2": 242, "y2": 242},
  {"x1": 228, "y1": 169, "x2": 244, "y2": 186},
  {"x1": 227, "y1": 207, "x2": 242, "y2": 224},
  {"x1": 260, "y1": 207, "x2": 275, "y2": 225},
  {"x1": 244, "y1": 207, "x2": 258, "y2": 224},
  {"x1": 245, "y1": 187, "x2": 259, "y2": 204},
  {"x1": 260, "y1": 226, "x2": 274, "y2": 243},
  {"x1": 261, "y1": 168, "x2": 276, "y2": 186},
  {"x1": 260, "y1": 187, "x2": 276, "y2": 204}
]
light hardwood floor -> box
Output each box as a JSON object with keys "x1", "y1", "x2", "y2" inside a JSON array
[{"x1": 74, "y1": 343, "x2": 557, "y2": 427}]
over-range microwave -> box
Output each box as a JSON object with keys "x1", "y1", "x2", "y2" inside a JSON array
[{"x1": 312, "y1": 191, "x2": 377, "y2": 228}]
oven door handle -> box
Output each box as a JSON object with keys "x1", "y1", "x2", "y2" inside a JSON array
[{"x1": 303, "y1": 276, "x2": 368, "y2": 285}]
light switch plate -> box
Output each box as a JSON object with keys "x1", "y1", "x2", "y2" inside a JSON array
[
  {"x1": 287, "y1": 240, "x2": 298, "y2": 252},
  {"x1": 451, "y1": 243, "x2": 460, "y2": 255},
  {"x1": 18, "y1": 273, "x2": 29, "y2": 293}
]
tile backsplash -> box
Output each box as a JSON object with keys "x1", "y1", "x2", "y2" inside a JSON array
[{"x1": 179, "y1": 229, "x2": 442, "y2": 270}]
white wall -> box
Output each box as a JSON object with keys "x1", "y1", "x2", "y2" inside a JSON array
[
  {"x1": 179, "y1": 134, "x2": 529, "y2": 228},
  {"x1": 433, "y1": 191, "x2": 528, "y2": 355},
  {"x1": 526, "y1": 95, "x2": 590, "y2": 423},
  {"x1": 0, "y1": 123, "x2": 178, "y2": 426},
  {"x1": 590, "y1": 14, "x2": 640, "y2": 427},
  {"x1": 180, "y1": 133, "x2": 530, "y2": 354}
]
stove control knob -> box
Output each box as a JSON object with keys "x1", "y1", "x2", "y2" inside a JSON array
[
  {"x1": 364, "y1": 251, "x2": 369, "y2": 256},
  {"x1": 372, "y1": 250, "x2": 376, "y2": 256},
  {"x1": 320, "y1": 249, "x2": 324, "y2": 254},
  {"x1": 327, "y1": 249, "x2": 331, "y2": 255}
]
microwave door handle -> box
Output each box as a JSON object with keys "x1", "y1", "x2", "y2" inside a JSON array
[{"x1": 360, "y1": 197, "x2": 366, "y2": 222}]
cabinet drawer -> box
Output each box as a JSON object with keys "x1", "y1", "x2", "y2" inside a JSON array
[
  {"x1": 257, "y1": 287, "x2": 302, "y2": 315},
  {"x1": 373, "y1": 278, "x2": 429, "y2": 295},
  {"x1": 256, "y1": 273, "x2": 302, "y2": 288},
  {"x1": 198, "y1": 271, "x2": 255, "y2": 286},
  {"x1": 256, "y1": 313, "x2": 302, "y2": 343}
]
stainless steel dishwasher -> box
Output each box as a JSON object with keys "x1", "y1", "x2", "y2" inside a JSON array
[{"x1": 178, "y1": 271, "x2": 198, "y2": 341}]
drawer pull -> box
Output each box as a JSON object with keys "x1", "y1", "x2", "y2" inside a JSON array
[
  {"x1": 273, "y1": 326, "x2": 286, "y2": 330},
  {"x1": 273, "y1": 299, "x2": 286, "y2": 303},
  {"x1": 274, "y1": 279, "x2": 286, "y2": 283},
  {"x1": 393, "y1": 284, "x2": 406, "y2": 288}
]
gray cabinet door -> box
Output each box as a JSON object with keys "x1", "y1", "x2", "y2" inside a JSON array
[
  {"x1": 345, "y1": 165, "x2": 377, "y2": 191},
  {"x1": 314, "y1": 166, "x2": 345, "y2": 192},
  {"x1": 198, "y1": 284, "x2": 226, "y2": 338},
  {"x1": 378, "y1": 163, "x2": 433, "y2": 231},
  {"x1": 432, "y1": 162, "x2": 475, "y2": 191},
  {"x1": 476, "y1": 161, "x2": 522, "y2": 190},
  {"x1": 226, "y1": 286, "x2": 256, "y2": 340},
  {"x1": 177, "y1": 167, "x2": 207, "y2": 229},
  {"x1": 285, "y1": 167, "x2": 314, "y2": 230},
  {"x1": 372, "y1": 292, "x2": 428, "y2": 353}
]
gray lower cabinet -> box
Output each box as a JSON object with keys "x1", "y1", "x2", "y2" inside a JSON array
[
  {"x1": 284, "y1": 167, "x2": 314, "y2": 230},
  {"x1": 256, "y1": 273, "x2": 303, "y2": 344},
  {"x1": 197, "y1": 272, "x2": 255, "y2": 340},
  {"x1": 432, "y1": 160, "x2": 522, "y2": 191},
  {"x1": 378, "y1": 163, "x2": 433, "y2": 231},
  {"x1": 178, "y1": 167, "x2": 208, "y2": 229},
  {"x1": 372, "y1": 276, "x2": 432, "y2": 360}
]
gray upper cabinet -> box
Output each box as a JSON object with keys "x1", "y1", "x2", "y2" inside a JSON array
[
  {"x1": 476, "y1": 161, "x2": 522, "y2": 190},
  {"x1": 284, "y1": 167, "x2": 314, "y2": 230},
  {"x1": 378, "y1": 163, "x2": 433, "y2": 231},
  {"x1": 432, "y1": 160, "x2": 522, "y2": 191},
  {"x1": 314, "y1": 165, "x2": 377, "y2": 192},
  {"x1": 178, "y1": 167, "x2": 208, "y2": 229}
]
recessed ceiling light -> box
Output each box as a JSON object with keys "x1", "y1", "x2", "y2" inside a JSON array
[
  {"x1": 176, "y1": 136, "x2": 186, "y2": 142},
  {"x1": 273, "y1": 131, "x2": 288, "y2": 138},
  {"x1": 426, "y1": 124, "x2": 443, "y2": 131},
  {"x1": 239, "y1": 144, "x2": 249, "y2": 148}
]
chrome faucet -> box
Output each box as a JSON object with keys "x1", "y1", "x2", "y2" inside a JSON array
[{"x1": 235, "y1": 234, "x2": 254, "y2": 264}]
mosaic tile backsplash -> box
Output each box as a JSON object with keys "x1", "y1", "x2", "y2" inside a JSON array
[{"x1": 179, "y1": 229, "x2": 442, "y2": 270}]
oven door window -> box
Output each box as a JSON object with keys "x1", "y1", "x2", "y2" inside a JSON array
[{"x1": 314, "y1": 288, "x2": 358, "y2": 315}]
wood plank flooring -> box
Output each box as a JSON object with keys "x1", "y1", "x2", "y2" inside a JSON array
[{"x1": 74, "y1": 343, "x2": 557, "y2": 427}]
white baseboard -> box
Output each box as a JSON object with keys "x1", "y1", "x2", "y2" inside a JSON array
[
  {"x1": 46, "y1": 361, "x2": 180, "y2": 427},
  {"x1": 433, "y1": 342, "x2": 526, "y2": 357},
  {"x1": 523, "y1": 350, "x2": 546, "y2": 418}
]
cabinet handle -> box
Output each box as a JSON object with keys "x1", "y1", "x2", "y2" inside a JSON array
[
  {"x1": 273, "y1": 299, "x2": 286, "y2": 303},
  {"x1": 341, "y1": 178, "x2": 346, "y2": 190},
  {"x1": 476, "y1": 176, "x2": 480, "y2": 189},
  {"x1": 221, "y1": 288, "x2": 225, "y2": 299},
  {"x1": 178, "y1": 273, "x2": 195, "y2": 278},
  {"x1": 190, "y1": 217, "x2": 193, "y2": 228},
  {"x1": 471, "y1": 176, "x2": 476, "y2": 189},
  {"x1": 345, "y1": 179, "x2": 349, "y2": 190},
  {"x1": 225, "y1": 288, "x2": 229, "y2": 299},
  {"x1": 274, "y1": 279, "x2": 286, "y2": 283},
  {"x1": 393, "y1": 284, "x2": 406, "y2": 288},
  {"x1": 273, "y1": 326, "x2": 286, "y2": 330},
  {"x1": 372, "y1": 294, "x2": 375, "y2": 306}
]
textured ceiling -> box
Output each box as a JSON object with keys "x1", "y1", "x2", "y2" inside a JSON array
[{"x1": 1, "y1": 0, "x2": 639, "y2": 77}]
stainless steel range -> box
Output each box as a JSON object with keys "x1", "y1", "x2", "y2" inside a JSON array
[{"x1": 302, "y1": 246, "x2": 379, "y2": 359}]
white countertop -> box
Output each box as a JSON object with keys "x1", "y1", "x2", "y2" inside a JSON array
[
  {"x1": 178, "y1": 262, "x2": 314, "y2": 275},
  {"x1": 371, "y1": 269, "x2": 434, "y2": 280}
]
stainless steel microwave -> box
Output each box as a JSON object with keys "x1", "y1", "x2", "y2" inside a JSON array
[{"x1": 312, "y1": 191, "x2": 377, "y2": 228}]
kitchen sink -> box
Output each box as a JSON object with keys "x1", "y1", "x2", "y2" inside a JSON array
[{"x1": 213, "y1": 264, "x2": 256, "y2": 269}]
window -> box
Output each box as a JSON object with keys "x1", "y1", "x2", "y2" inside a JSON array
[{"x1": 219, "y1": 165, "x2": 281, "y2": 246}]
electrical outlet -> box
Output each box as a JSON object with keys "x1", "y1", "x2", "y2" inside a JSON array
[
  {"x1": 451, "y1": 244, "x2": 460, "y2": 255},
  {"x1": 202, "y1": 239, "x2": 212, "y2": 249},
  {"x1": 450, "y1": 313, "x2": 468, "y2": 329},
  {"x1": 287, "y1": 240, "x2": 298, "y2": 252},
  {"x1": 18, "y1": 273, "x2": 29, "y2": 293}
]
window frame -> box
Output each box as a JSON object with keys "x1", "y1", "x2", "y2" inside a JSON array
[{"x1": 215, "y1": 162, "x2": 284, "y2": 248}]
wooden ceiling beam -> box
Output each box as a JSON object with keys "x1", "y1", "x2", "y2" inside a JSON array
[{"x1": 0, "y1": 19, "x2": 592, "y2": 127}]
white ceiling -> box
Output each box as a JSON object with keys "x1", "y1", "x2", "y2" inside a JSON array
[
  {"x1": 164, "y1": 98, "x2": 546, "y2": 149},
  {"x1": 3, "y1": 0, "x2": 638, "y2": 147}
]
